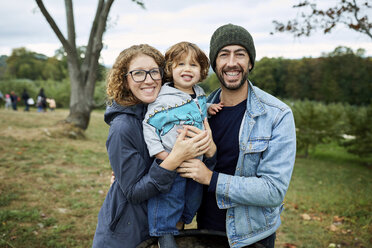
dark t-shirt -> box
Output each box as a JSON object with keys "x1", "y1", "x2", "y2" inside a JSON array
[{"x1": 197, "y1": 92, "x2": 246, "y2": 232}]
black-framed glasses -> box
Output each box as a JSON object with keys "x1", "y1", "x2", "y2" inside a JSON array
[{"x1": 125, "y1": 68, "x2": 163, "y2": 82}]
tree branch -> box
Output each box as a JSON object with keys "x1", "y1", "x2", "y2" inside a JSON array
[
  {"x1": 271, "y1": 0, "x2": 372, "y2": 40},
  {"x1": 82, "y1": 0, "x2": 104, "y2": 77},
  {"x1": 65, "y1": 0, "x2": 77, "y2": 53},
  {"x1": 85, "y1": 0, "x2": 114, "y2": 92},
  {"x1": 35, "y1": 0, "x2": 73, "y2": 53}
]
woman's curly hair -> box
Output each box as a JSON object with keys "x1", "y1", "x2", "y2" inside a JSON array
[
  {"x1": 106, "y1": 44, "x2": 165, "y2": 106},
  {"x1": 164, "y1": 42, "x2": 209, "y2": 83}
]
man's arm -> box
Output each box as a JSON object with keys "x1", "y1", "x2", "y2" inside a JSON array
[{"x1": 216, "y1": 109, "x2": 296, "y2": 208}]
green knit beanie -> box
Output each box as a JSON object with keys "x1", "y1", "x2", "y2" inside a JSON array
[{"x1": 209, "y1": 23, "x2": 256, "y2": 72}]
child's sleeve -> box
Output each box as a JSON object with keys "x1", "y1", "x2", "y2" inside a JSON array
[{"x1": 143, "y1": 104, "x2": 166, "y2": 157}]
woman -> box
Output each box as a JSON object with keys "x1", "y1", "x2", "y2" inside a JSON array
[
  {"x1": 21, "y1": 89, "x2": 30, "y2": 111},
  {"x1": 92, "y1": 44, "x2": 214, "y2": 248},
  {"x1": 37, "y1": 88, "x2": 47, "y2": 112}
]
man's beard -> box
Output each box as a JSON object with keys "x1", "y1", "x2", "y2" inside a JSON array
[{"x1": 217, "y1": 66, "x2": 249, "y2": 90}]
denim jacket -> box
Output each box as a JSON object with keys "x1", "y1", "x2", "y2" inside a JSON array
[{"x1": 207, "y1": 82, "x2": 296, "y2": 247}]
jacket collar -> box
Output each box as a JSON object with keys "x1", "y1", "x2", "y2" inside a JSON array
[
  {"x1": 104, "y1": 101, "x2": 147, "y2": 124},
  {"x1": 208, "y1": 81, "x2": 266, "y2": 118},
  {"x1": 246, "y1": 81, "x2": 266, "y2": 118}
]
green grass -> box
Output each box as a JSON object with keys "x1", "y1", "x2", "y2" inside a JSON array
[
  {"x1": 0, "y1": 108, "x2": 371, "y2": 247},
  {"x1": 279, "y1": 143, "x2": 372, "y2": 247}
]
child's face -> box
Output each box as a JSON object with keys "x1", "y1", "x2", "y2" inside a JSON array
[{"x1": 172, "y1": 52, "x2": 201, "y2": 94}]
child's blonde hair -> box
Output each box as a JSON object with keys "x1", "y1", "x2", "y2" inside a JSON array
[{"x1": 164, "y1": 42, "x2": 209, "y2": 83}]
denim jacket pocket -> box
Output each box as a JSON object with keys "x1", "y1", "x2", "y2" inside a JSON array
[
  {"x1": 263, "y1": 206, "x2": 279, "y2": 226},
  {"x1": 244, "y1": 139, "x2": 269, "y2": 154},
  {"x1": 241, "y1": 140, "x2": 269, "y2": 175},
  {"x1": 234, "y1": 205, "x2": 267, "y2": 235}
]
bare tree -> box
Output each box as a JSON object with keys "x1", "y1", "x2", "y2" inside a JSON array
[
  {"x1": 35, "y1": 0, "x2": 144, "y2": 130},
  {"x1": 272, "y1": 0, "x2": 372, "y2": 39}
]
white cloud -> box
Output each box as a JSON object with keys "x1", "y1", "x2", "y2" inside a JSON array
[{"x1": 1, "y1": 0, "x2": 371, "y2": 66}]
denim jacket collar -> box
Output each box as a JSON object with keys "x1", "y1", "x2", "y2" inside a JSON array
[
  {"x1": 208, "y1": 80, "x2": 266, "y2": 118},
  {"x1": 246, "y1": 81, "x2": 266, "y2": 118}
]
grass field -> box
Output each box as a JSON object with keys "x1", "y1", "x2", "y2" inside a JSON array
[{"x1": 0, "y1": 108, "x2": 371, "y2": 248}]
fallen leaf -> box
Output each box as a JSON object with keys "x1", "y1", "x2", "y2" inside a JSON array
[
  {"x1": 312, "y1": 216, "x2": 322, "y2": 221},
  {"x1": 283, "y1": 243, "x2": 297, "y2": 248},
  {"x1": 301, "y1": 213, "x2": 311, "y2": 220},
  {"x1": 57, "y1": 208, "x2": 68, "y2": 214},
  {"x1": 330, "y1": 224, "x2": 338, "y2": 232},
  {"x1": 333, "y1": 215, "x2": 344, "y2": 223}
]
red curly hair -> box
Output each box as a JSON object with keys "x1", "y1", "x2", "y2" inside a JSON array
[{"x1": 106, "y1": 44, "x2": 165, "y2": 106}]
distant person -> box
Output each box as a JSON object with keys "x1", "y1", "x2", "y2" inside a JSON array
[
  {"x1": 143, "y1": 41, "x2": 220, "y2": 247},
  {"x1": 0, "y1": 91, "x2": 4, "y2": 107},
  {"x1": 10, "y1": 91, "x2": 18, "y2": 111},
  {"x1": 4, "y1": 94, "x2": 11, "y2": 109},
  {"x1": 46, "y1": 98, "x2": 56, "y2": 111},
  {"x1": 36, "y1": 88, "x2": 47, "y2": 112},
  {"x1": 22, "y1": 89, "x2": 30, "y2": 112}
]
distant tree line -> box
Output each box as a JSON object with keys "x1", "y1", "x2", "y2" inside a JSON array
[
  {"x1": 1, "y1": 46, "x2": 371, "y2": 161},
  {"x1": 0, "y1": 47, "x2": 106, "y2": 82},
  {"x1": 201, "y1": 46, "x2": 372, "y2": 106}
]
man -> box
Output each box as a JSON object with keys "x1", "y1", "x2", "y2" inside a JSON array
[
  {"x1": 179, "y1": 24, "x2": 296, "y2": 247},
  {"x1": 10, "y1": 91, "x2": 18, "y2": 111}
]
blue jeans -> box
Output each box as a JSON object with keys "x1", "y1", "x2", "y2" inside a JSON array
[{"x1": 148, "y1": 174, "x2": 202, "y2": 236}]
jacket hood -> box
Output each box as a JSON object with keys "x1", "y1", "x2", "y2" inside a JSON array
[
  {"x1": 158, "y1": 82, "x2": 205, "y2": 99},
  {"x1": 104, "y1": 101, "x2": 146, "y2": 125}
]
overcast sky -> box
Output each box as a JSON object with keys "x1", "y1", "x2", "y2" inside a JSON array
[{"x1": 1, "y1": 0, "x2": 371, "y2": 66}]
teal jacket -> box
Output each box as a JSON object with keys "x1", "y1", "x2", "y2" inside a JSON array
[{"x1": 207, "y1": 82, "x2": 296, "y2": 247}]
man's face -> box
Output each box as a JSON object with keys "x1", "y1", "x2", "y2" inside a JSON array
[{"x1": 215, "y1": 45, "x2": 251, "y2": 90}]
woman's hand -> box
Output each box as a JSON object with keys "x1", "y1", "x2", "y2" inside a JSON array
[
  {"x1": 160, "y1": 127, "x2": 209, "y2": 171},
  {"x1": 173, "y1": 126, "x2": 209, "y2": 160},
  {"x1": 177, "y1": 159, "x2": 213, "y2": 185},
  {"x1": 181, "y1": 118, "x2": 216, "y2": 158}
]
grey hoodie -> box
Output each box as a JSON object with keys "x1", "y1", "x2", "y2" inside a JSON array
[{"x1": 143, "y1": 82, "x2": 208, "y2": 157}]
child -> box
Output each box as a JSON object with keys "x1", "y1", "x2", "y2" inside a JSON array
[
  {"x1": 4, "y1": 94, "x2": 11, "y2": 109},
  {"x1": 143, "y1": 42, "x2": 222, "y2": 247}
]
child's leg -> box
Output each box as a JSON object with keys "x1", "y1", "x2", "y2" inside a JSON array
[
  {"x1": 147, "y1": 175, "x2": 186, "y2": 236},
  {"x1": 182, "y1": 178, "x2": 203, "y2": 224}
]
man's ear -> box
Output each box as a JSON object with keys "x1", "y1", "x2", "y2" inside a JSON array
[{"x1": 248, "y1": 63, "x2": 252, "y2": 70}]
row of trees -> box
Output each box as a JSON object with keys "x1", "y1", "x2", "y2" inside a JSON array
[
  {"x1": 2, "y1": 45, "x2": 371, "y2": 107},
  {"x1": 1, "y1": 78, "x2": 370, "y2": 161},
  {"x1": 0, "y1": 47, "x2": 106, "y2": 82},
  {"x1": 201, "y1": 46, "x2": 372, "y2": 106}
]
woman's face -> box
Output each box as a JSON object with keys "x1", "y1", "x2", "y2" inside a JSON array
[{"x1": 127, "y1": 54, "x2": 162, "y2": 104}]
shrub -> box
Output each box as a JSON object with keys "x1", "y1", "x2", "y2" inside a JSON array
[
  {"x1": 291, "y1": 100, "x2": 345, "y2": 157},
  {"x1": 341, "y1": 104, "x2": 372, "y2": 162}
]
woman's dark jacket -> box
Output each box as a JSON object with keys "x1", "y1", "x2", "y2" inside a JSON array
[{"x1": 92, "y1": 102, "x2": 177, "y2": 248}]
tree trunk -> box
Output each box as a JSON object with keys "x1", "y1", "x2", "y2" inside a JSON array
[
  {"x1": 36, "y1": 0, "x2": 147, "y2": 131},
  {"x1": 65, "y1": 72, "x2": 93, "y2": 130}
]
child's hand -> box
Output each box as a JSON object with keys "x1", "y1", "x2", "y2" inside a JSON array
[
  {"x1": 203, "y1": 118, "x2": 216, "y2": 158},
  {"x1": 207, "y1": 102, "x2": 223, "y2": 115},
  {"x1": 110, "y1": 171, "x2": 115, "y2": 186}
]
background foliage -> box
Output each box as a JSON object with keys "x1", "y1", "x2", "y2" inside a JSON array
[{"x1": 1, "y1": 45, "x2": 371, "y2": 159}]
